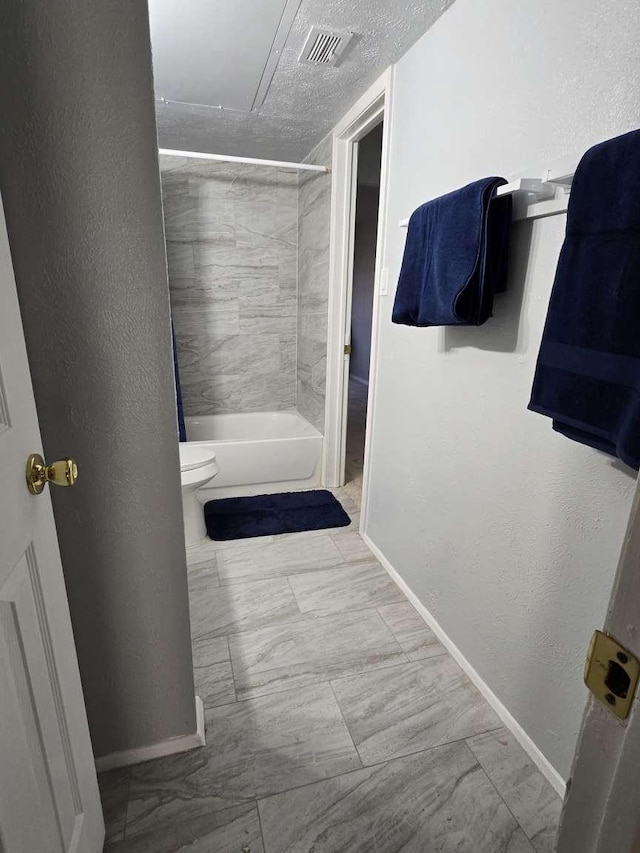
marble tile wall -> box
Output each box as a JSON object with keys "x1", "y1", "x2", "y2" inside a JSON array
[
  {"x1": 159, "y1": 154, "x2": 298, "y2": 417},
  {"x1": 297, "y1": 134, "x2": 333, "y2": 431}
]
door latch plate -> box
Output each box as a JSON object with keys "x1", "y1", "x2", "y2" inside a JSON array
[{"x1": 584, "y1": 630, "x2": 640, "y2": 721}]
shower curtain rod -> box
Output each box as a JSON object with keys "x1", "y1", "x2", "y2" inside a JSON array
[{"x1": 158, "y1": 148, "x2": 330, "y2": 174}]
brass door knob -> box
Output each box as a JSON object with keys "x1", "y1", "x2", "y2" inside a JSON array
[{"x1": 26, "y1": 453, "x2": 78, "y2": 495}]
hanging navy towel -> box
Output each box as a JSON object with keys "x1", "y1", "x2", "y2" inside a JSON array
[
  {"x1": 392, "y1": 177, "x2": 512, "y2": 326},
  {"x1": 528, "y1": 129, "x2": 640, "y2": 470}
]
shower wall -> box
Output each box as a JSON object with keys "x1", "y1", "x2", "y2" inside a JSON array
[
  {"x1": 160, "y1": 155, "x2": 298, "y2": 416},
  {"x1": 297, "y1": 134, "x2": 333, "y2": 431}
]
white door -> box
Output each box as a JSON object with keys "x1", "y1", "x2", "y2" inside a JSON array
[
  {"x1": 0, "y1": 197, "x2": 104, "y2": 851},
  {"x1": 557, "y1": 476, "x2": 640, "y2": 852}
]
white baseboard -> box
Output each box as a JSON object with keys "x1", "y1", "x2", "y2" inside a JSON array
[
  {"x1": 95, "y1": 695, "x2": 206, "y2": 773},
  {"x1": 362, "y1": 534, "x2": 567, "y2": 798}
]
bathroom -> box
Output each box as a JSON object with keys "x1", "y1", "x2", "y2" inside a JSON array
[
  {"x1": 163, "y1": 150, "x2": 332, "y2": 536},
  {"x1": 157, "y1": 0, "x2": 640, "y2": 842},
  {"x1": 1, "y1": 0, "x2": 639, "y2": 851}
]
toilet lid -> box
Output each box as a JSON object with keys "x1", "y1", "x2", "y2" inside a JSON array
[{"x1": 179, "y1": 443, "x2": 217, "y2": 472}]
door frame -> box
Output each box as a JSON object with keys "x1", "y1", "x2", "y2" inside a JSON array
[
  {"x1": 557, "y1": 472, "x2": 640, "y2": 852},
  {"x1": 323, "y1": 67, "x2": 394, "y2": 533}
]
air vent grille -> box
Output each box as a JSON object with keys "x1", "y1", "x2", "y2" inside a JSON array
[
  {"x1": 299, "y1": 26, "x2": 354, "y2": 67},
  {"x1": 308, "y1": 32, "x2": 341, "y2": 64}
]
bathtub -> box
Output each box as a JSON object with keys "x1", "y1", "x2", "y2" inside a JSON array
[{"x1": 185, "y1": 410, "x2": 323, "y2": 498}]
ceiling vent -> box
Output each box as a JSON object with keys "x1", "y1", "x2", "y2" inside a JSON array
[{"x1": 298, "y1": 26, "x2": 354, "y2": 67}]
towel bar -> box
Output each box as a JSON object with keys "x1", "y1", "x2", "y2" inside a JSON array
[
  {"x1": 399, "y1": 174, "x2": 574, "y2": 228},
  {"x1": 495, "y1": 177, "x2": 555, "y2": 199}
]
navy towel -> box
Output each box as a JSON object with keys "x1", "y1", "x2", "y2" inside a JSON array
[
  {"x1": 392, "y1": 177, "x2": 512, "y2": 326},
  {"x1": 528, "y1": 129, "x2": 640, "y2": 470}
]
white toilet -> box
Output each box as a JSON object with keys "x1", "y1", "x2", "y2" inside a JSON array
[{"x1": 179, "y1": 444, "x2": 219, "y2": 548}]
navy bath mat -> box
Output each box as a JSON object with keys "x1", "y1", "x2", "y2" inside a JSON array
[{"x1": 204, "y1": 490, "x2": 351, "y2": 541}]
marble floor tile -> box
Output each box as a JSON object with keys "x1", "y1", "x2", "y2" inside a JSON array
[
  {"x1": 268, "y1": 522, "x2": 351, "y2": 547},
  {"x1": 192, "y1": 577, "x2": 302, "y2": 638},
  {"x1": 192, "y1": 635, "x2": 236, "y2": 709},
  {"x1": 229, "y1": 609, "x2": 406, "y2": 700},
  {"x1": 196, "y1": 510, "x2": 355, "y2": 558},
  {"x1": 216, "y1": 534, "x2": 346, "y2": 585},
  {"x1": 125, "y1": 683, "x2": 360, "y2": 838},
  {"x1": 107, "y1": 802, "x2": 263, "y2": 853},
  {"x1": 466, "y1": 728, "x2": 562, "y2": 853},
  {"x1": 258, "y1": 741, "x2": 529, "y2": 853},
  {"x1": 98, "y1": 768, "x2": 130, "y2": 843},
  {"x1": 186, "y1": 555, "x2": 218, "y2": 590},
  {"x1": 203, "y1": 532, "x2": 279, "y2": 551},
  {"x1": 185, "y1": 534, "x2": 219, "y2": 561},
  {"x1": 341, "y1": 510, "x2": 361, "y2": 531},
  {"x1": 189, "y1": 578, "x2": 227, "y2": 640},
  {"x1": 326, "y1": 487, "x2": 359, "y2": 515},
  {"x1": 506, "y1": 830, "x2": 537, "y2": 852},
  {"x1": 340, "y1": 477, "x2": 363, "y2": 510},
  {"x1": 186, "y1": 549, "x2": 218, "y2": 568},
  {"x1": 377, "y1": 601, "x2": 447, "y2": 661},
  {"x1": 331, "y1": 657, "x2": 501, "y2": 765},
  {"x1": 329, "y1": 530, "x2": 377, "y2": 564},
  {"x1": 288, "y1": 563, "x2": 405, "y2": 616}
]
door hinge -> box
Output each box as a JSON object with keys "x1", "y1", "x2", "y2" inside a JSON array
[
  {"x1": 344, "y1": 344, "x2": 352, "y2": 355},
  {"x1": 584, "y1": 630, "x2": 640, "y2": 720}
]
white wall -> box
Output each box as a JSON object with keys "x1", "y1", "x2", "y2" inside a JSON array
[{"x1": 365, "y1": 0, "x2": 640, "y2": 781}]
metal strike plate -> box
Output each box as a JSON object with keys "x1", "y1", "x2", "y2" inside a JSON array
[{"x1": 584, "y1": 630, "x2": 640, "y2": 721}]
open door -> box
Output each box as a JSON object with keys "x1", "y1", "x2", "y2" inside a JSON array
[
  {"x1": 340, "y1": 123, "x2": 383, "y2": 497},
  {"x1": 557, "y1": 473, "x2": 640, "y2": 852},
  {"x1": 0, "y1": 196, "x2": 104, "y2": 851},
  {"x1": 323, "y1": 69, "x2": 392, "y2": 507}
]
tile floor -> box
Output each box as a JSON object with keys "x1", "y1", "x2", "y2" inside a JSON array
[{"x1": 98, "y1": 382, "x2": 562, "y2": 852}]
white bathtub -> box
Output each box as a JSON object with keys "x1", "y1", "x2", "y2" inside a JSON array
[{"x1": 185, "y1": 410, "x2": 323, "y2": 498}]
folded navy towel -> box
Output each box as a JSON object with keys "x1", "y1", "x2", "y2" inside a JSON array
[
  {"x1": 392, "y1": 177, "x2": 512, "y2": 326},
  {"x1": 528, "y1": 128, "x2": 640, "y2": 469}
]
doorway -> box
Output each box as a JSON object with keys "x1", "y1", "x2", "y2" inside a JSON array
[
  {"x1": 343, "y1": 123, "x2": 383, "y2": 503},
  {"x1": 323, "y1": 69, "x2": 392, "y2": 532}
]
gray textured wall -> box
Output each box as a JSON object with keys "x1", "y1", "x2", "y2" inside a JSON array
[
  {"x1": 297, "y1": 134, "x2": 333, "y2": 431},
  {"x1": 160, "y1": 155, "x2": 298, "y2": 416},
  {"x1": 0, "y1": 0, "x2": 196, "y2": 758}
]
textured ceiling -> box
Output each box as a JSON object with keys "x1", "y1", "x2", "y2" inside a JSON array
[
  {"x1": 153, "y1": 0, "x2": 455, "y2": 162},
  {"x1": 149, "y1": 0, "x2": 297, "y2": 111}
]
